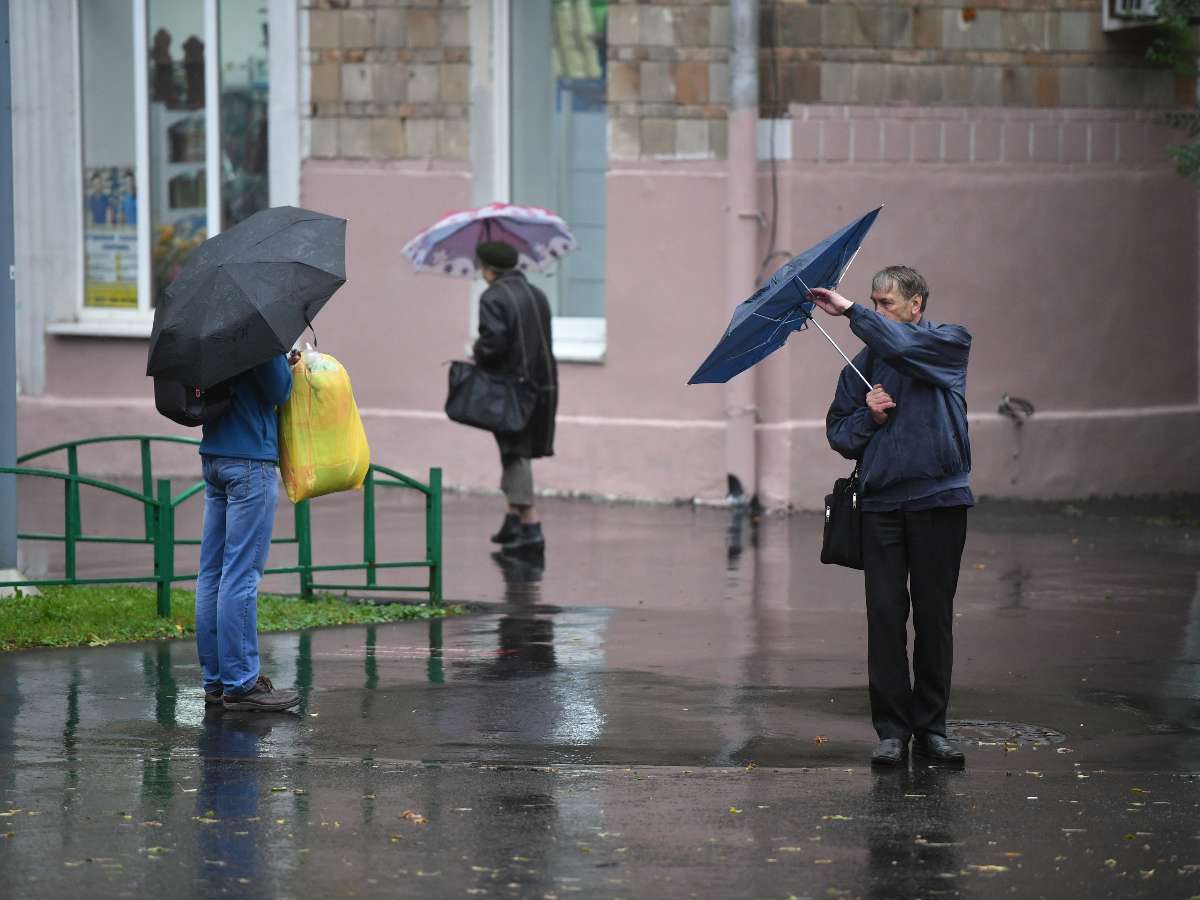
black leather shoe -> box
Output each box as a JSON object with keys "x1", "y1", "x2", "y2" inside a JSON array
[
  {"x1": 490, "y1": 513, "x2": 521, "y2": 544},
  {"x1": 913, "y1": 733, "x2": 965, "y2": 766},
  {"x1": 870, "y1": 737, "x2": 908, "y2": 766},
  {"x1": 502, "y1": 522, "x2": 545, "y2": 554}
]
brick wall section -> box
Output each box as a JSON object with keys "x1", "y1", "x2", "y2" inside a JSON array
[
  {"x1": 790, "y1": 104, "x2": 1178, "y2": 165},
  {"x1": 304, "y1": 0, "x2": 470, "y2": 161},
  {"x1": 607, "y1": 2, "x2": 731, "y2": 160},
  {"x1": 763, "y1": 1, "x2": 1190, "y2": 113}
]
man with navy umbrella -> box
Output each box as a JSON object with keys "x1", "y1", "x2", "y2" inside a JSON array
[{"x1": 809, "y1": 267, "x2": 973, "y2": 768}]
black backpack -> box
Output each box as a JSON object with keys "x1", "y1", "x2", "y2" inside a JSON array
[{"x1": 153, "y1": 377, "x2": 235, "y2": 427}]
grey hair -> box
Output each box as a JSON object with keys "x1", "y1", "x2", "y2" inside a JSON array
[{"x1": 872, "y1": 265, "x2": 929, "y2": 310}]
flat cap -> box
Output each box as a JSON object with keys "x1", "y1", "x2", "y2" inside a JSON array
[{"x1": 476, "y1": 241, "x2": 518, "y2": 270}]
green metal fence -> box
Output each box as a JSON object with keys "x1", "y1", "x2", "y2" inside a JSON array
[{"x1": 0, "y1": 435, "x2": 442, "y2": 615}]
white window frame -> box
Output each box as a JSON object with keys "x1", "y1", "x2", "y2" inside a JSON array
[
  {"x1": 48, "y1": 0, "x2": 299, "y2": 338},
  {"x1": 473, "y1": 0, "x2": 606, "y2": 364}
]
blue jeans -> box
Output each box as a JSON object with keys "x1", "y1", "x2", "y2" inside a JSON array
[{"x1": 195, "y1": 457, "x2": 279, "y2": 694}]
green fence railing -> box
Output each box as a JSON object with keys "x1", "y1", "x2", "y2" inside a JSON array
[{"x1": 0, "y1": 435, "x2": 442, "y2": 615}]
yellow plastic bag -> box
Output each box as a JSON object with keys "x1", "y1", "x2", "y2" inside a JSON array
[{"x1": 279, "y1": 348, "x2": 370, "y2": 504}]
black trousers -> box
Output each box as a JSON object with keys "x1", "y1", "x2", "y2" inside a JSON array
[{"x1": 861, "y1": 506, "x2": 968, "y2": 741}]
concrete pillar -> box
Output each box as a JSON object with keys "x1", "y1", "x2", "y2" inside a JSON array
[{"x1": 725, "y1": 0, "x2": 759, "y2": 503}]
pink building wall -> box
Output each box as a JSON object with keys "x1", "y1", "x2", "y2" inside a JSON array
[{"x1": 17, "y1": 106, "x2": 1200, "y2": 508}]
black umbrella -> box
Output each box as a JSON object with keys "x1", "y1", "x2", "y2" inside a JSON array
[{"x1": 146, "y1": 206, "x2": 346, "y2": 389}]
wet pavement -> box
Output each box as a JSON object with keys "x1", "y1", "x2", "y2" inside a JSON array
[{"x1": 2, "y1": 492, "x2": 1200, "y2": 898}]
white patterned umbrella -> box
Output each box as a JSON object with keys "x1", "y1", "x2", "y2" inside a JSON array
[{"x1": 402, "y1": 202, "x2": 577, "y2": 277}]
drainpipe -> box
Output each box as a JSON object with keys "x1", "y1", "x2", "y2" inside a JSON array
[
  {"x1": 0, "y1": 0, "x2": 16, "y2": 572},
  {"x1": 724, "y1": 0, "x2": 759, "y2": 505}
]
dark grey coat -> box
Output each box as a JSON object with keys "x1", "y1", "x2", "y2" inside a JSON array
[{"x1": 472, "y1": 271, "x2": 558, "y2": 459}]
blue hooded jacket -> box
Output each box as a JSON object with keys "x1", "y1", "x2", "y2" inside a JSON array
[
  {"x1": 199, "y1": 355, "x2": 292, "y2": 463},
  {"x1": 826, "y1": 304, "x2": 972, "y2": 510}
]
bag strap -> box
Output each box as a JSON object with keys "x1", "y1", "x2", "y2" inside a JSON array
[
  {"x1": 495, "y1": 280, "x2": 532, "y2": 382},
  {"x1": 498, "y1": 278, "x2": 556, "y2": 391}
]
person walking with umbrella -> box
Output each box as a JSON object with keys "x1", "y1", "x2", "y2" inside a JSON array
[
  {"x1": 473, "y1": 241, "x2": 558, "y2": 553},
  {"x1": 807, "y1": 267, "x2": 973, "y2": 768}
]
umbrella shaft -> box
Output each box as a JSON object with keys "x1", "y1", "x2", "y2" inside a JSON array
[{"x1": 809, "y1": 315, "x2": 873, "y2": 390}]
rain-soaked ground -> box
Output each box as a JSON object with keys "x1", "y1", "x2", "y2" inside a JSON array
[{"x1": 2, "y1": 487, "x2": 1200, "y2": 899}]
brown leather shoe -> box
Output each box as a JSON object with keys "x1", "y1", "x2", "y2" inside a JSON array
[
  {"x1": 913, "y1": 733, "x2": 965, "y2": 766},
  {"x1": 222, "y1": 675, "x2": 300, "y2": 712},
  {"x1": 203, "y1": 686, "x2": 224, "y2": 706}
]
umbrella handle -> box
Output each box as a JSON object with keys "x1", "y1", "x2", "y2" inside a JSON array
[{"x1": 303, "y1": 311, "x2": 318, "y2": 349}]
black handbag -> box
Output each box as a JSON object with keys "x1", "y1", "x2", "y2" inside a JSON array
[
  {"x1": 444, "y1": 281, "x2": 543, "y2": 434},
  {"x1": 444, "y1": 360, "x2": 536, "y2": 433},
  {"x1": 821, "y1": 463, "x2": 863, "y2": 569}
]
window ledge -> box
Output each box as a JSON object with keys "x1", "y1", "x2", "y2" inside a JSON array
[
  {"x1": 46, "y1": 319, "x2": 153, "y2": 339},
  {"x1": 554, "y1": 339, "x2": 605, "y2": 364},
  {"x1": 552, "y1": 316, "x2": 605, "y2": 364}
]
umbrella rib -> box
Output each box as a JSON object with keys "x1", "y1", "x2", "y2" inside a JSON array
[
  {"x1": 219, "y1": 264, "x2": 306, "y2": 345},
  {"x1": 223, "y1": 259, "x2": 345, "y2": 281},
  {"x1": 724, "y1": 309, "x2": 811, "y2": 360},
  {"x1": 235, "y1": 215, "x2": 343, "y2": 257}
]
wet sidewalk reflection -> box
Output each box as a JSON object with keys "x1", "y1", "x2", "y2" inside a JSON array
[{"x1": 2, "y1": 496, "x2": 1200, "y2": 896}]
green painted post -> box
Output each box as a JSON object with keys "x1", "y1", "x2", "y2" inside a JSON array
[
  {"x1": 295, "y1": 500, "x2": 313, "y2": 599},
  {"x1": 64, "y1": 447, "x2": 80, "y2": 581},
  {"x1": 140, "y1": 438, "x2": 154, "y2": 540},
  {"x1": 155, "y1": 479, "x2": 174, "y2": 617},
  {"x1": 63, "y1": 477, "x2": 76, "y2": 581},
  {"x1": 362, "y1": 468, "x2": 376, "y2": 588},
  {"x1": 427, "y1": 467, "x2": 442, "y2": 605}
]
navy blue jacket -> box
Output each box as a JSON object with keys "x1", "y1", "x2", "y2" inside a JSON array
[
  {"x1": 199, "y1": 356, "x2": 292, "y2": 463},
  {"x1": 826, "y1": 304, "x2": 972, "y2": 508}
]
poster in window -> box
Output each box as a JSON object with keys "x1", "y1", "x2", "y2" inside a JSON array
[{"x1": 83, "y1": 165, "x2": 138, "y2": 309}]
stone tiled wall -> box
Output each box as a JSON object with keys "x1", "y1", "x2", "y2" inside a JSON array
[
  {"x1": 762, "y1": 1, "x2": 1189, "y2": 113},
  {"x1": 790, "y1": 103, "x2": 1178, "y2": 165},
  {"x1": 607, "y1": 2, "x2": 731, "y2": 159},
  {"x1": 300, "y1": 0, "x2": 1189, "y2": 163},
  {"x1": 304, "y1": 0, "x2": 470, "y2": 161}
]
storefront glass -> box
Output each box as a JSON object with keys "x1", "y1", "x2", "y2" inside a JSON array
[
  {"x1": 147, "y1": 0, "x2": 208, "y2": 305},
  {"x1": 219, "y1": 0, "x2": 269, "y2": 230},
  {"x1": 80, "y1": 0, "x2": 139, "y2": 309},
  {"x1": 511, "y1": 0, "x2": 608, "y2": 318},
  {"x1": 77, "y1": 0, "x2": 275, "y2": 317}
]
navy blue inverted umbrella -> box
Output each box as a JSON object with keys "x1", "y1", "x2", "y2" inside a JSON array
[{"x1": 688, "y1": 206, "x2": 882, "y2": 386}]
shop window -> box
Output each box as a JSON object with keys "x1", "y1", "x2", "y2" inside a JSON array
[
  {"x1": 510, "y1": 0, "x2": 608, "y2": 323},
  {"x1": 75, "y1": 0, "x2": 270, "y2": 324}
]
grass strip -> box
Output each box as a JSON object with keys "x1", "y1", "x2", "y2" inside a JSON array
[{"x1": 0, "y1": 585, "x2": 460, "y2": 651}]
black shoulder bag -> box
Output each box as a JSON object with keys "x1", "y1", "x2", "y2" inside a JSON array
[
  {"x1": 820, "y1": 353, "x2": 872, "y2": 569},
  {"x1": 444, "y1": 283, "x2": 538, "y2": 434},
  {"x1": 820, "y1": 461, "x2": 863, "y2": 569}
]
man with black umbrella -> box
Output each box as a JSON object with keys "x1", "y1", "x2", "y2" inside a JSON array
[
  {"x1": 473, "y1": 241, "x2": 558, "y2": 554},
  {"x1": 194, "y1": 352, "x2": 302, "y2": 710},
  {"x1": 147, "y1": 207, "x2": 346, "y2": 713},
  {"x1": 195, "y1": 353, "x2": 302, "y2": 712}
]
